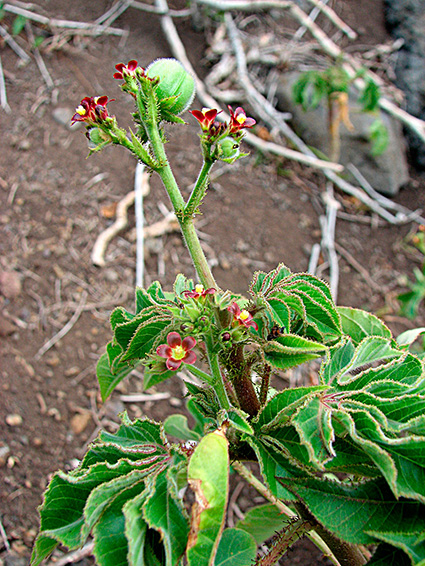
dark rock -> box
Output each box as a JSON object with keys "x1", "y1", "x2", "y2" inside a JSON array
[
  {"x1": 276, "y1": 72, "x2": 409, "y2": 196},
  {"x1": 385, "y1": 0, "x2": 425, "y2": 169}
]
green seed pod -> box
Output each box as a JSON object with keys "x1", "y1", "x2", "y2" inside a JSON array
[
  {"x1": 146, "y1": 58, "x2": 195, "y2": 115},
  {"x1": 217, "y1": 137, "x2": 240, "y2": 163}
]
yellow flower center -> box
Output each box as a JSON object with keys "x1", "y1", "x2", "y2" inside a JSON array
[
  {"x1": 195, "y1": 284, "x2": 204, "y2": 294},
  {"x1": 172, "y1": 345, "x2": 186, "y2": 360},
  {"x1": 236, "y1": 114, "x2": 246, "y2": 124},
  {"x1": 76, "y1": 105, "x2": 86, "y2": 116},
  {"x1": 239, "y1": 310, "x2": 250, "y2": 320}
]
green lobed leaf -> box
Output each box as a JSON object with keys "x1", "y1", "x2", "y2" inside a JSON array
[
  {"x1": 335, "y1": 336, "x2": 403, "y2": 386},
  {"x1": 266, "y1": 297, "x2": 291, "y2": 330},
  {"x1": 263, "y1": 333, "x2": 327, "y2": 370},
  {"x1": 187, "y1": 429, "x2": 229, "y2": 566},
  {"x1": 84, "y1": 469, "x2": 149, "y2": 535},
  {"x1": 292, "y1": 395, "x2": 335, "y2": 468},
  {"x1": 143, "y1": 470, "x2": 190, "y2": 565},
  {"x1": 96, "y1": 352, "x2": 134, "y2": 402},
  {"x1": 255, "y1": 386, "x2": 328, "y2": 430},
  {"x1": 333, "y1": 409, "x2": 425, "y2": 502},
  {"x1": 92, "y1": 480, "x2": 147, "y2": 566},
  {"x1": 214, "y1": 528, "x2": 257, "y2": 566},
  {"x1": 336, "y1": 352, "x2": 423, "y2": 393},
  {"x1": 123, "y1": 491, "x2": 149, "y2": 566},
  {"x1": 337, "y1": 306, "x2": 392, "y2": 345},
  {"x1": 366, "y1": 531, "x2": 425, "y2": 565},
  {"x1": 236, "y1": 504, "x2": 287, "y2": 545},
  {"x1": 119, "y1": 315, "x2": 171, "y2": 362},
  {"x1": 279, "y1": 476, "x2": 425, "y2": 546}
]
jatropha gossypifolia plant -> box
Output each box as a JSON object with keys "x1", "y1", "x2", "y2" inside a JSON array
[{"x1": 32, "y1": 57, "x2": 425, "y2": 566}]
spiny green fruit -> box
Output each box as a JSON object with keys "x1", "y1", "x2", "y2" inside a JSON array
[
  {"x1": 146, "y1": 58, "x2": 195, "y2": 115},
  {"x1": 217, "y1": 137, "x2": 240, "y2": 163}
]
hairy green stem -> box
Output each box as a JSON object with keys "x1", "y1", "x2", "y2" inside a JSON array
[
  {"x1": 185, "y1": 159, "x2": 214, "y2": 217},
  {"x1": 206, "y1": 343, "x2": 231, "y2": 410},
  {"x1": 254, "y1": 518, "x2": 314, "y2": 566}
]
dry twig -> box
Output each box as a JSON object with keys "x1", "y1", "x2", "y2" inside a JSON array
[
  {"x1": 25, "y1": 21, "x2": 54, "y2": 89},
  {"x1": 2, "y1": 3, "x2": 127, "y2": 36},
  {"x1": 47, "y1": 542, "x2": 95, "y2": 566},
  {"x1": 0, "y1": 55, "x2": 11, "y2": 114},
  {"x1": 0, "y1": 23, "x2": 31, "y2": 62},
  {"x1": 35, "y1": 291, "x2": 88, "y2": 360}
]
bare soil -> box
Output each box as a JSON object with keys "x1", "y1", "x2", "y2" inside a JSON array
[{"x1": 0, "y1": 1, "x2": 424, "y2": 564}]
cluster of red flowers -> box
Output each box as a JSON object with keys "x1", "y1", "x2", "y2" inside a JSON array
[
  {"x1": 71, "y1": 96, "x2": 112, "y2": 125},
  {"x1": 190, "y1": 106, "x2": 255, "y2": 138}
]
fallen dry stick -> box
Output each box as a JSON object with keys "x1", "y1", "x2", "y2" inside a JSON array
[{"x1": 91, "y1": 190, "x2": 137, "y2": 267}]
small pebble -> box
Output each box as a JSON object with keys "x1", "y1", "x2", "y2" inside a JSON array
[{"x1": 6, "y1": 414, "x2": 23, "y2": 426}]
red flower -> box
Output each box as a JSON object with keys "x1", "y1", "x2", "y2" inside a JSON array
[
  {"x1": 71, "y1": 96, "x2": 112, "y2": 125},
  {"x1": 190, "y1": 108, "x2": 221, "y2": 132},
  {"x1": 113, "y1": 60, "x2": 140, "y2": 80},
  {"x1": 157, "y1": 332, "x2": 197, "y2": 371},
  {"x1": 228, "y1": 302, "x2": 258, "y2": 331},
  {"x1": 228, "y1": 106, "x2": 256, "y2": 134},
  {"x1": 183, "y1": 284, "x2": 216, "y2": 300}
]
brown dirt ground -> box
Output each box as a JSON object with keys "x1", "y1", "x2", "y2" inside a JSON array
[{"x1": 0, "y1": 0, "x2": 424, "y2": 564}]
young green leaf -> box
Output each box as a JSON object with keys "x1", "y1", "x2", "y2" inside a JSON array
[{"x1": 187, "y1": 429, "x2": 229, "y2": 566}]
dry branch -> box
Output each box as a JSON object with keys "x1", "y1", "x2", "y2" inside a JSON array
[{"x1": 2, "y1": 3, "x2": 127, "y2": 35}]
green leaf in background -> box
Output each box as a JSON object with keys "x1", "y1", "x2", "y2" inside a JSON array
[
  {"x1": 118, "y1": 315, "x2": 171, "y2": 362},
  {"x1": 187, "y1": 429, "x2": 229, "y2": 566},
  {"x1": 397, "y1": 327, "x2": 425, "y2": 348},
  {"x1": 12, "y1": 14, "x2": 26, "y2": 35},
  {"x1": 164, "y1": 414, "x2": 201, "y2": 441},
  {"x1": 369, "y1": 118, "x2": 389, "y2": 156},
  {"x1": 337, "y1": 306, "x2": 392, "y2": 344},
  {"x1": 143, "y1": 366, "x2": 175, "y2": 390},
  {"x1": 236, "y1": 504, "x2": 287, "y2": 544},
  {"x1": 214, "y1": 528, "x2": 257, "y2": 566},
  {"x1": 359, "y1": 78, "x2": 381, "y2": 112}
]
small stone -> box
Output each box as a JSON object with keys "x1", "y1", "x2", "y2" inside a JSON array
[
  {"x1": 6, "y1": 414, "x2": 23, "y2": 426},
  {"x1": 52, "y1": 106, "x2": 75, "y2": 128},
  {"x1": 70, "y1": 411, "x2": 92, "y2": 435},
  {"x1": 46, "y1": 354, "x2": 60, "y2": 367},
  {"x1": 64, "y1": 366, "x2": 80, "y2": 377},
  {"x1": 0, "y1": 271, "x2": 22, "y2": 299},
  {"x1": 0, "y1": 444, "x2": 10, "y2": 466},
  {"x1": 32, "y1": 437, "x2": 43, "y2": 447},
  {"x1": 0, "y1": 314, "x2": 16, "y2": 337},
  {"x1": 18, "y1": 139, "x2": 30, "y2": 151}
]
